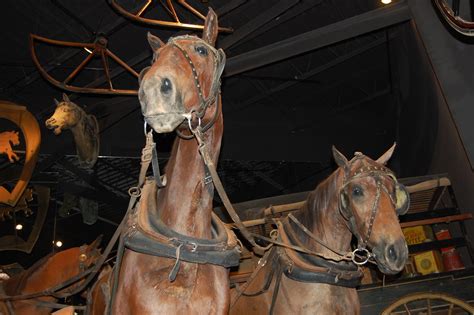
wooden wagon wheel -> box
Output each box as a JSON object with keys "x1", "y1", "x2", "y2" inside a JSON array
[
  {"x1": 30, "y1": 34, "x2": 139, "y2": 95},
  {"x1": 110, "y1": 0, "x2": 233, "y2": 32},
  {"x1": 382, "y1": 292, "x2": 474, "y2": 315},
  {"x1": 433, "y1": 0, "x2": 474, "y2": 37}
]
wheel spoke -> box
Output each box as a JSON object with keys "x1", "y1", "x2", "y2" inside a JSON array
[
  {"x1": 403, "y1": 303, "x2": 411, "y2": 315},
  {"x1": 448, "y1": 303, "x2": 453, "y2": 315}
]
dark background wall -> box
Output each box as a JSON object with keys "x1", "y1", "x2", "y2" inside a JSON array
[{"x1": 406, "y1": 0, "x2": 474, "y2": 239}]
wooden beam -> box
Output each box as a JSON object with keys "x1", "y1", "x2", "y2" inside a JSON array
[
  {"x1": 400, "y1": 213, "x2": 473, "y2": 228},
  {"x1": 229, "y1": 35, "x2": 387, "y2": 111},
  {"x1": 228, "y1": 0, "x2": 324, "y2": 50},
  {"x1": 219, "y1": 0, "x2": 300, "y2": 49},
  {"x1": 224, "y1": 1, "x2": 410, "y2": 77},
  {"x1": 216, "y1": 0, "x2": 247, "y2": 17},
  {"x1": 406, "y1": 177, "x2": 451, "y2": 193}
]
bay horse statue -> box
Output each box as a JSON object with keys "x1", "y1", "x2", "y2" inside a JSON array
[
  {"x1": 231, "y1": 144, "x2": 410, "y2": 315},
  {"x1": 89, "y1": 8, "x2": 240, "y2": 315},
  {"x1": 0, "y1": 131, "x2": 20, "y2": 163},
  {"x1": 45, "y1": 93, "x2": 99, "y2": 168},
  {"x1": 0, "y1": 237, "x2": 102, "y2": 314}
]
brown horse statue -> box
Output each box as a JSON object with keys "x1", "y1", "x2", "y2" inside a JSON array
[
  {"x1": 89, "y1": 8, "x2": 240, "y2": 315},
  {"x1": 0, "y1": 237, "x2": 102, "y2": 314},
  {"x1": 0, "y1": 131, "x2": 20, "y2": 163},
  {"x1": 45, "y1": 94, "x2": 99, "y2": 168},
  {"x1": 231, "y1": 144, "x2": 410, "y2": 315}
]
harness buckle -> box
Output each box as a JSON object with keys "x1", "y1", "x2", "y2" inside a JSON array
[{"x1": 203, "y1": 175, "x2": 213, "y2": 185}]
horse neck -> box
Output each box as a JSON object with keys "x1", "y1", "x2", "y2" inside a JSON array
[
  {"x1": 157, "y1": 101, "x2": 223, "y2": 239},
  {"x1": 294, "y1": 169, "x2": 353, "y2": 256},
  {"x1": 11, "y1": 250, "x2": 79, "y2": 294},
  {"x1": 69, "y1": 112, "x2": 86, "y2": 143}
]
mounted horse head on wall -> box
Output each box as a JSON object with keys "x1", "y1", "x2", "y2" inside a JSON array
[{"x1": 45, "y1": 94, "x2": 99, "y2": 168}]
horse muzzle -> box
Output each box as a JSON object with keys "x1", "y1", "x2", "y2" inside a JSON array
[
  {"x1": 144, "y1": 112, "x2": 187, "y2": 133},
  {"x1": 45, "y1": 118, "x2": 63, "y2": 135},
  {"x1": 373, "y1": 238, "x2": 408, "y2": 275}
]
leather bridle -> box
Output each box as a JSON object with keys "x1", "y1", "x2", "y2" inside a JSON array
[
  {"x1": 141, "y1": 35, "x2": 225, "y2": 140},
  {"x1": 338, "y1": 155, "x2": 401, "y2": 264}
]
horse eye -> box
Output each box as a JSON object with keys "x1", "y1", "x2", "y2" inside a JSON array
[
  {"x1": 352, "y1": 186, "x2": 364, "y2": 197},
  {"x1": 195, "y1": 46, "x2": 208, "y2": 56}
]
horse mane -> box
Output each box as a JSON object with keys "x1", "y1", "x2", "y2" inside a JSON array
[
  {"x1": 3, "y1": 252, "x2": 55, "y2": 295},
  {"x1": 296, "y1": 168, "x2": 344, "y2": 241}
]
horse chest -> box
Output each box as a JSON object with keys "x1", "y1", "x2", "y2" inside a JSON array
[
  {"x1": 275, "y1": 280, "x2": 359, "y2": 315},
  {"x1": 115, "y1": 253, "x2": 229, "y2": 315}
]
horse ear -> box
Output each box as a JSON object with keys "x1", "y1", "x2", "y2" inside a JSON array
[
  {"x1": 202, "y1": 8, "x2": 218, "y2": 46},
  {"x1": 62, "y1": 93, "x2": 70, "y2": 102},
  {"x1": 376, "y1": 142, "x2": 396, "y2": 165},
  {"x1": 54, "y1": 98, "x2": 60, "y2": 106},
  {"x1": 147, "y1": 32, "x2": 164, "y2": 52},
  {"x1": 87, "y1": 235, "x2": 103, "y2": 253},
  {"x1": 332, "y1": 146, "x2": 348, "y2": 168}
]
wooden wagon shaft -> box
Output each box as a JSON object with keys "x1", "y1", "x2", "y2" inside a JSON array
[
  {"x1": 29, "y1": 34, "x2": 139, "y2": 95},
  {"x1": 232, "y1": 212, "x2": 473, "y2": 230},
  {"x1": 399, "y1": 213, "x2": 473, "y2": 228},
  {"x1": 110, "y1": 0, "x2": 233, "y2": 32},
  {"x1": 406, "y1": 177, "x2": 451, "y2": 193}
]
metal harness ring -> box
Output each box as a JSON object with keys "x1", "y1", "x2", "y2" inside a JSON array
[
  {"x1": 351, "y1": 248, "x2": 371, "y2": 265},
  {"x1": 128, "y1": 186, "x2": 142, "y2": 197}
]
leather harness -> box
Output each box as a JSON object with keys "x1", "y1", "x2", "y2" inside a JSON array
[{"x1": 123, "y1": 179, "x2": 241, "y2": 281}]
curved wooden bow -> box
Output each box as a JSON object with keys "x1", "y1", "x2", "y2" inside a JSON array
[
  {"x1": 30, "y1": 34, "x2": 139, "y2": 95},
  {"x1": 110, "y1": 0, "x2": 233, "y2": 32},
  {"x1": 433, "y1": 0, "x2": 474, "y2": 36}
]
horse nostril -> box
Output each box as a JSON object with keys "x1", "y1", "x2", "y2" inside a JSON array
[
  {"x1": 160, "y1": 78, "x2": 172, "y2": 94},
  {"x1": 387, "y1": 244, "x2": 397, "y2": 262}
]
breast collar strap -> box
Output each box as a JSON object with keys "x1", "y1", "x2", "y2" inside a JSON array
[{"x1": 277, "y1": 219, "x2": 363, "y2": 288}]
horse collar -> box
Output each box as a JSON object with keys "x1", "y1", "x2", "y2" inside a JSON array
[
  {"x1": 123, "y1": 180, "x2": 241, "y2": 281},
  {"x1": 275, "y1": 220, "x2": 363, "y2": 288}
]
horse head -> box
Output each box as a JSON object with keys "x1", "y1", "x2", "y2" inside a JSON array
[
  {"x1": 45, "y1": 93, "x2": 83, "y2": 135},
  {"x1": 138, "y1": 8, "x2": 226, "y2": 134},
  {"x1": 9, "y1": 131, "x2": 20, "y2": 146},
  {"x1": 333, "y1": 143, "x2": 409, "y2": 274},
  {"x1": 79, "y1": 235, "x2": 103, "y2": 269}
]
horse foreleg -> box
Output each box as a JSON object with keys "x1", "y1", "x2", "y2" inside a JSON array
[{"x1": 7, "y1": 150, "x2": 19, "y2": 163}]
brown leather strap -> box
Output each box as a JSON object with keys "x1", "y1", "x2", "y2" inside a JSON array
[
  {"x1": 192, "y1": 127, "x2": 271, "y2": 254},
  {"x1": 230, "y1": 249, "x2": 274, "y2": 307}
]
